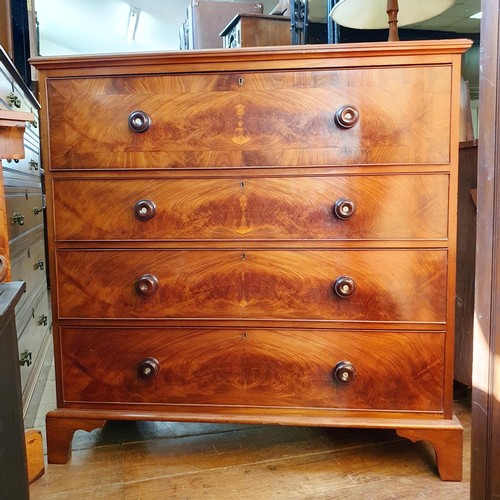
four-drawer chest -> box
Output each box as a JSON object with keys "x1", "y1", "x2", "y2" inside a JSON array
[{"x1": 31, "y1": 39, "x2": 471, "y2": 480}]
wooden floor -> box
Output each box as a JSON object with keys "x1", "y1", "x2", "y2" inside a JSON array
[{"x1": 27, "y1": 349, "x2": 471, "y2": 499}]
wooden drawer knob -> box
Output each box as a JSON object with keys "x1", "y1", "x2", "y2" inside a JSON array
[
  {"x1": 334, "y1": 105, "x2": 360, "y2": 129},
  {"x1": 134, "y1": 199, "x2": 157, "y2": 221},
  {"x1": 334, "y1": 361, "x2": 356, "y2": 384},
  {"x1": 138, "y1": 357, "x2": 160, "y2": 379},
  {"x1": 135, "y1": 274, "x2": 159, "y2": 296},
  {"x1": 333, "y1": 276, "x2": 356, "y2": 298},
  {"x1": 333, "y1": 198, "x2": 356, "y2": 219},
  {"x1": 128, "y1": 110, "x2": 152, "y2": 133}
]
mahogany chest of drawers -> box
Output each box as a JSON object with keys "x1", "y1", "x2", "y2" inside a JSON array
[{"x1": 32, "y1": 40, "x2": 471, "y2": 480}]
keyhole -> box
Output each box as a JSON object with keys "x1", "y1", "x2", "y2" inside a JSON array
[{"x1": 238, "y1": 77, "x2": 244, "y2": 86}]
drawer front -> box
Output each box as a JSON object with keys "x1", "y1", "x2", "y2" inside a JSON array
[
  {"x1": 18, "y1": 289, "x2": 51, "y2": 393},
  {"x1": 2, "y1": 150, "x2": 41, "y2": 182},
  {"x1": 5, "y1": 189, "x2": 44, "y2": 240},
  {"x1": 0, "y1": 62, "x2": 39, "y2": 136},
  {"x1": 53, "y1": 174, "x2": 449, "y2": 242},
  {"x1": 56, "y1": 249, "x2": 447, "y2": 323},
  {"x1": 46, "y1": 65, "x2": 451, "y2": 169},
  {"x1": 11, "y1": 238, "x2": 48, "y2": 313},
  {"x1": 60, "y1": 327, "x2": 444, "y2": 412}
]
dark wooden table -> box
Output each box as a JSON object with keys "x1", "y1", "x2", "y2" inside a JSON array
[{"x1": 0, "y1": 281, "x2": 29, "y2": 500}]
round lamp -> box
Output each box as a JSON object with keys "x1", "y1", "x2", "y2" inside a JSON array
[{"x1": 330, "y1": 0, "x2": 455, "y2": 41}]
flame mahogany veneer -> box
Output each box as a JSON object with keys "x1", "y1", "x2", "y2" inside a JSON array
[{"x1": 31, "y1": 39, "x2": 471, "y2": 480}]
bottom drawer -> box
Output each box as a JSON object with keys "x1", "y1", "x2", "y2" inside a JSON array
[
  {"x1": 60, "y1": 328, "x2": 444, "y2": 412},
  {"x1": 18, "y1": 289, "x2": 51, "y2": 393}
]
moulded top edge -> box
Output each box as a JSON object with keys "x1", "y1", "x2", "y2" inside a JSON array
[{"x1": 29, "y1": 39, "x2": 473, "y2": 72}]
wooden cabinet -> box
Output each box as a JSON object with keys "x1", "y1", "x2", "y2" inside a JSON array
[
  {"x1": 0, "y1": 45, "x2": 51, "y2": 412},
  {"x1": 0, "y1": 281, "x2": 29, "y2": 500},
  {"x1": 221, "y1": 14, "x2": 291, "y2": 48},
  {"x1": 180, "y1": 0, "x2": 263, "y2": 49},
  {"x1": 32, "y1": 40, "x2": 471, "y2": 480}
]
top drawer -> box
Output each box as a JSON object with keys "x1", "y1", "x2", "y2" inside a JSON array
[
  {"x1": 0, "y1": 62, "x2": 39, "y2": 137},
  {"x1": 46, "y1": 65, "x2": 451, "y2": 170}
]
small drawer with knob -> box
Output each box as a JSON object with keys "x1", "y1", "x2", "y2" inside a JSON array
[
  {"x1": 59, "y1": 326, "x2": 445, "y2": 412},
  {"x1": 10, "y1": 236, "x2": 48, "y2": 315},
  {"x1": 56, "y1": 248, "x2": 448, "y2": 324},
  {"x1": 17, "y1": 288, "x2": 51, "y2": 394},
  {"x1": 46, "y1": 65, "x2": 451, "y2": 170},
  {"x1": 5, "y1": 188, "x2": 44, "y2": 240},
  {"x1": 1, "y1": 151, "x2": 42, "y2": 180},
  {"x1": 52, "y1": 173, "x2": 449, "y2": 242}
]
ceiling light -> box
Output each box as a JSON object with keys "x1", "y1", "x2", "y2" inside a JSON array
[
  {"x1": 470, "y1": 11, "x2": 482, "y2": 19},
  {"x1": 127, "y1": 6, "x2": 140, "y2": 45}
]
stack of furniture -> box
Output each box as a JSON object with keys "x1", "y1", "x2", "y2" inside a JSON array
[
  {"x1": 221, "y1": 14, "x2": 291, "y2": 48},
  {"x1": 180, "y1": 0, "x2": 264, "y2": 49},
  {"x1": 33, "y1": 39, "x2": 470, "y2": 480},
  {"x1": 0, "y1": 45, "x2": 51, "y2": 413}
]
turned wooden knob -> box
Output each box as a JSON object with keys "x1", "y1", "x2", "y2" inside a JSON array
[
  {"x1": 138, "y1": 357, "x2": 160, "y2": 379},
  {"x1": 333, "y1": 198, "x2": 356, "y2": 219},
  {"x1": 334, "y1": 105, "x2": 360, "y2": 129},
  {"x1": 134, "y1": 200, "x2": 157, "y2": 221},
  {"x1": 135, "y1": 274, "x2": 159, "y2": 296},
  {"x1": 333, "y1": 276, "x2": 356, "y2": 298},
  {"x1": 128, "y1": 110, "x2": 152, "y2": 133},
  {"x1": 334, "y1": 361, "x2": 356, "y2": 384}
]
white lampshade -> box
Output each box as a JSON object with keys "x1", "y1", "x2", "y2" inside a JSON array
[{"x1": 330, "y1": 0, "x2": 455, "y2": 30}]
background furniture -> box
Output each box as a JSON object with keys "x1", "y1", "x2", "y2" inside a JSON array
[
  {"x1": 221, "y1": 14, "x2": 291, "y2": 48},
  {"x1": 0, "y1": 281, "x2": 29, "y2": 500},
  {"x1": 220, "y1": 13, "x2": 328, "y2": 47},
  {"x1": 0, "y1": 44, "x2": 51, "y2": 414},
  {"x1": 454, "y1": 140, "x2": 477, "y2": 387},
  {"x1": 33, "y1": 39, "x2": 470, "y2": 480},
  {"x1": 180, "y1": 0, "x2": 264, "y2": 49},
  {"x1": 471, "y1": 1, "x2": 500, "y2": 495}
]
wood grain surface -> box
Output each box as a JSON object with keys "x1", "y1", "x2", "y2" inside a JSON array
[
  {"x1": 47, "y1": 66, "x2": 451, "y2": 169},
  {"x1": 59, "y1": 327, "x2": 444, "y2": 411},
  {"x1": 52, "y1": 174, "x2": 449, "y2": 242},
  {"x1": 55, "y1": 249, "x2": 447, "y2": 322}
]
